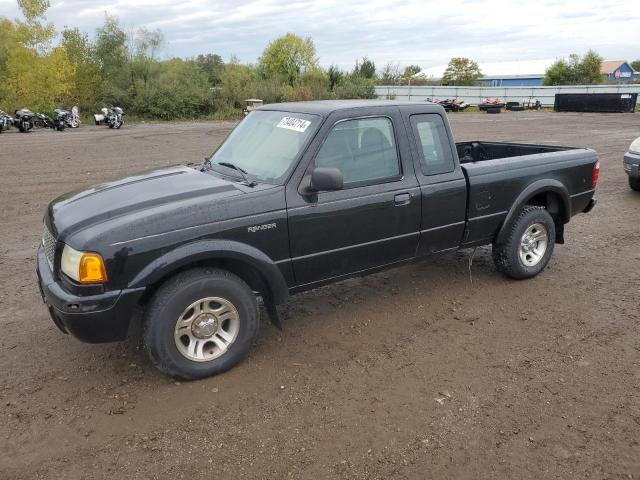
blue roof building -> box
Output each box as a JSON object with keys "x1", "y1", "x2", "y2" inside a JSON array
[
  {"x1": 479, "y1": 74, "x2": 545, "y2": 87},
  {"x1": 600, "y1": 60, "x2": 638, "y2": 81}
]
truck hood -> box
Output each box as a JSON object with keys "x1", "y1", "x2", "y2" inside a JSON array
[{"x1": 46, "y1": 166, "x2": 244, "y2": 238}]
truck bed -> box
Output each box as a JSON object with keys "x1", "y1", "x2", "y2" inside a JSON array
[
  {"x1": 456, "y1": 141, "x2": 598, "y2": 247},
  {"x1": 456, "y1": 141, "x2": 572, "y2": 163}
]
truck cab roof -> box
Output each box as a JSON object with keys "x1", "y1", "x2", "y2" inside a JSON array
[{"x1": 256, "y1": 99, "x2": 443, "y2": 116}]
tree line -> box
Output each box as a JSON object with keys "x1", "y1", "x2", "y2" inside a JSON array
[
  {"x1": 2, "y1": 1, "x2": 636, "y2": 120},
  {"x1": 0, "y1": 1, "x2": 381, "y2": 120}
]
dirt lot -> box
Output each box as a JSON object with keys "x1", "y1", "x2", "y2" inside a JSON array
[{"x1": 0, "y1": 112, "x2": 639, "y2": 479}]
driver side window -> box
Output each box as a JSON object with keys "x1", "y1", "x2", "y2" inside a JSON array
[{"x1": 314, "y1": 117, "x2": 401, "y2": 186}]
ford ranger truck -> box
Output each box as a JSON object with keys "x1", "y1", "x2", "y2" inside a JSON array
[{"x1": 37, "y1": 100, "x2": 598, "y2": 379}]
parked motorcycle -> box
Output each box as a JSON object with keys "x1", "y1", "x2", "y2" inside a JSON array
[
  {"x1": 0, "y1": 110, "x2": 14, "y2": 133},
  {"x1": 55, "y1": 106, "x2": 80, "y2": 128},
  {"x1": 94, "y1": 106, "x2": 125, "y2": 129},
  {"x1": 14, "y1": 109, "x2": 36, "y2": 132},
  {"x1": 34, "y1": 112, "x2": 65, "y2": 131}
]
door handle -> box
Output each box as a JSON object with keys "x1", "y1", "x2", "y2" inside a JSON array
[{"x1": 394, "y1": 193, "x2": 411, "y2": 206}]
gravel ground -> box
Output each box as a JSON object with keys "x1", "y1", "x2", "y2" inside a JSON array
[{"x1": 0, "y1": 111, "x2": 639, "y2": 479}]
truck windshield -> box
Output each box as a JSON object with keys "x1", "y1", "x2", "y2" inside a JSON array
[{"x1": 209, "y1": 110, "x2": 320, "y2": 183}]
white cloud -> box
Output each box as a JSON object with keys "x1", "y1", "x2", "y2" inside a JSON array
[{"x1": 0, "y1": 0, "x2": 638, "y2": 74}]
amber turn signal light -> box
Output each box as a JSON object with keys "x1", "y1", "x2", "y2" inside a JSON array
[{"x1": 79, "y1": 253, "x2": 108, "y2": 284}]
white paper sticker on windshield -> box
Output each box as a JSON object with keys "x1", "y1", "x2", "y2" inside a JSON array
[{"x1": 277, "y1": 116, "x2": 311, "y2": 132}]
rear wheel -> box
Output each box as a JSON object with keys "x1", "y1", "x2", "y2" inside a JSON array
[
  {"x1": 629, "y1": 177, "x2": 640, "y2": 192},
  {"x1": 144, "y1": 268, "x2": 259, "y2": 379},
  {"x1": 493, "y1": 206, "x2": 556, "y2": 279}
]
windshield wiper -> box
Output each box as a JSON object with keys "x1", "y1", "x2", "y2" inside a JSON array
[{"x1": 214, "y1": 161, "x2": 257, "y2": 187}]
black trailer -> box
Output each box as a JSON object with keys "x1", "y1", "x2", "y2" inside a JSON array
[{"x1": 554, "y1": 93, "x2": 637, "y2": 113}]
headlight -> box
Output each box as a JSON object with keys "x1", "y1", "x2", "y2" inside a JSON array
[
  {"x1": 61, "y1": 245, "x2": 108, "y2": 284},
  {"x1": 630, "y1": 137, "x2": 640, "y2": 154}
]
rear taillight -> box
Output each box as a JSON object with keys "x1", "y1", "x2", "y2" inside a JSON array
[{"x1": 592, "y1": 160, "x2": 600, "y2": 188}]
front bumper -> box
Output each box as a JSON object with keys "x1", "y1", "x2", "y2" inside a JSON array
[
  {"x1": 36, "y1": 246, "x2": 145, "y2": 343},
  {"x1": 624, "y1": 151, "x2": 640, "y2": 179}
]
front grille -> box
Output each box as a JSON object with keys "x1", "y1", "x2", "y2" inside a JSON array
[{"x1": 42, "y1": 225, "x2": 56, "y2": 269}]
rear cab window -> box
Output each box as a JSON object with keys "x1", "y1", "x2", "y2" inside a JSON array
[{"x1": 409, "y1": 114, "x2": 455, "y2": 175}]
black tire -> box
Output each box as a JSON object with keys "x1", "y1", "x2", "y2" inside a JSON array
[
  {"x1": 629, "y1": 177, "x2": 640, "y2": 192},
  {"x1": 492, "y1": 206, "x2": 556, "y2": 280},
  {"x1": 143, "y1": 268, "x2": 259, "y2": 379}
]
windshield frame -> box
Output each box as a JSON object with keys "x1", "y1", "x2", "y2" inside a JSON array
[{"x1": 208, "y1": 109, "x2": 323, "y2": 185}]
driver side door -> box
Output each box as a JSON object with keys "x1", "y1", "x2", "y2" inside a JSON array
[{"x1": 285, "y1": 107, "x2": 421, "y2": 287}]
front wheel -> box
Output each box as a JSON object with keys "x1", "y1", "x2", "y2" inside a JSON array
[
  {"x1": 629, "y1": 177, "x2": 640, "y2": 192},
  {"x1": 143, "y1": 268, "x2": 259, "y2": 379},
  {"x1": 492, "y1": 206, "x2": 556, "y2": 279}
]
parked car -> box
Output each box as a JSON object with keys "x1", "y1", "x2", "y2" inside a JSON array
[
  {"x1": 624, "y1": 136, "x2": 640, "y2": 191},
  {"x1": 37, "y1": 100, "x2": 598, "y2": 379}
]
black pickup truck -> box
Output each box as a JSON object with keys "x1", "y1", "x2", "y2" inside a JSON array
[{"x1": 37, "y1": 100, "x2": 598, "y2": 379}]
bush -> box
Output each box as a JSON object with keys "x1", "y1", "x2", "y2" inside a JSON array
[{"x1": 333, "y1": 76, "x2": 376, "y2": 99}]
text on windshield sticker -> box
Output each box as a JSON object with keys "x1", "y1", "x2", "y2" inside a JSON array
[{"x1": 277, "y1": 117, "x2": 311, "y2": 132}]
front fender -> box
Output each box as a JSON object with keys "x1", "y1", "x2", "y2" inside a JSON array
[
  {"x1": 128, "y1": 240, "x2": 289, "y2": 304},
  {"x1": 496, "y1": 179, "x2": 571, "y2": 245}
]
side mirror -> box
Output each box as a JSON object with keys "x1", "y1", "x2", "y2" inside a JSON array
[{"x1": 309, "y1": 167, "x2": 344, "y2": 192}]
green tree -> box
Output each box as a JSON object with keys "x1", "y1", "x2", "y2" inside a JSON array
[
  {"x1": 218, "y1": 59, "x2": 255, "y2": 109},
  {"x1": 131, "y1": 27, "x2": 164, "y2": 88},
  {"x1": 631, "y1": 60, "x2": 640, "y2": 72},
  {"x1": 196, "y1": 53, "x2": 225, "y2": 86},
  {"x1": 0, "y1": 19, "x2": 18, "y2": 96},
  {"x1": 577, "y1": 50, "x2": 603, "y2": 84},
  {"x1": 130, "y1": 58, "x2": 212, "y2": 119},
  {"x1": 543, "y1": 59, "x2": 571, "y2": 85},
  {"x1": 258, "y1": 33, "x2": 317, "y2": 86},
  {"x1": 334, "y1": 76, "x2": 376, "y2": 99},
  {"x1": 442, "y1": 57, "x2": 482, "y2": 85},
  {"x1": 403, "y1": 64, "x2": 421, "y2": 78},
  {"x1": 60, "y1": 27, "x2": 101, "y2": 109},
  {"x1": 353, "y1": 56, "x2": 375, "y2": 79},
  {"x1": 327, "y1": 64, "x2": 344, "y2": 91},
  {"x1": 543, "y1": 50, "x2": 603, "y2": 85},
  {"x1": 14, "y1": 0, "x2": 54, "y2": 52},
  {"x1": 378, "y1": 62, "x2": 401, "y2": 85},
  {"x1": 94, "y1": 14, "x2": 130, "y2": 105}
]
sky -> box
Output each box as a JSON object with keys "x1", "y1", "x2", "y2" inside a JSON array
[{"x1": 1, "y1": 0, "x2": 639, "y2": 76}]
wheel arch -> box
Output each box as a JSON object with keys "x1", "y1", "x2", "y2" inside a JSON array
[
  {"x1": 496, "y1": 180, "x2": 571, "y2": 245},
  {"x1": 130, "y1": 240, "x2": 289, "y2": 307}
]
